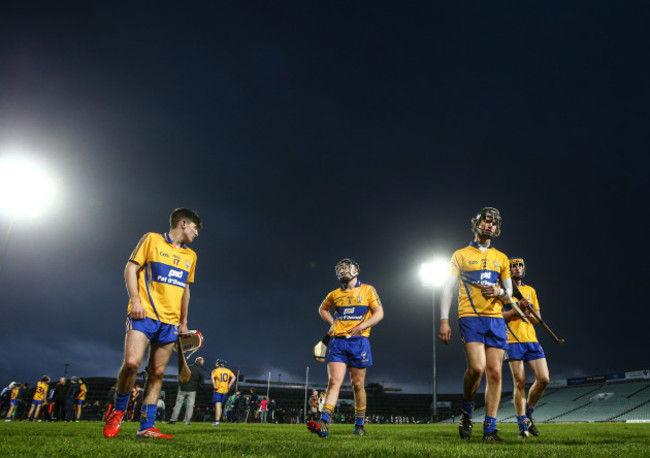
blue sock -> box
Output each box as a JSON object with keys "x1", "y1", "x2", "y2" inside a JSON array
[
  {"x1": 483, "y1": 416, "x2": 497, "y2": 434},
  {"x1": 139, "y1": 404, "x2": 157, "y2": 431},
  {"x1": 115, "y1": 392, "x2": 130, "y2": 412},
  {"x1": 517, "y1": 415, "x2": 528, "y2": 431},
  {"x1": 320, "y1": 404, "x2": 334, "y2": 424},
  {"x1": 462, "y1": 401, "x2": 475, "y2": 415},
  {"x1": 526, "y1": 403, "x2": 535, "y2": 418}
]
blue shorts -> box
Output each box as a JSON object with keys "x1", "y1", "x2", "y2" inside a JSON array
[
  {"x1": 213, "y1": 392, "x2": 228, "y2": 403},
  {"x1": 10, "y1": 399, "x2": 18, "y2": 406},
  {"x1": 459, "y1": 316, "x2": 509, "y2": 350},
  {"x1": 127, "y1": 316, "x2": 178, "y2": 344},
  {"x1": 326, "y1": 336, "x2": 373, "y2": 368},
  {"x1": 505, "y1": 342, "x2": 545, "y2": 361},
  {"x1": 32, "y1": 400, "x2": 44, "y2": 406},
  {"x1": 75, "y1": 399, "x2": 84, "y2": 405}
]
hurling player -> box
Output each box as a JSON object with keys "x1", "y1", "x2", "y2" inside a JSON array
[
  {"x1": 103, "y1": 208, "x2": 201, "y2": 439},
  {"x1": 504, "y1": 257, "x2": 550, "y2": 437},
  {"x1": 307, "y1": 258, "x2": 384, "y2": 438},
  {"x1": 438, "y1": 207, "x2": 512, "y2": 442}
]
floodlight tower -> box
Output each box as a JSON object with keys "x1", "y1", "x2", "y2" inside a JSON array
[{"x1": 419, "y1": 258, "x2": 449, "y2": 422}]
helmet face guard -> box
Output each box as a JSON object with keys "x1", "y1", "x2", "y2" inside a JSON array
[
  {"x1": 509, "y1": 257, "x2": 525, "y2": 278},
  {"x1": 471, "y1": 207, "x2": 502, "y2": 238},
  {"x1": 335, "y1": 258, "x2": 360, "y2": 284}
]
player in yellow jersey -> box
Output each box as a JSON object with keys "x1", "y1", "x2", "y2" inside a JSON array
[
  {"x1": 104, "y1": 208, "x2": 201, "y2": 440},
  {"x1": 26, "y1": 375, "x2": 50, "y2": 422},
  {"x1": 211, "y1": 359, "x2": 235, "y2": 426},
  {"x1": 75, "y1": 378, "x2": 87, "y2": 422},
  {"x1": 307, "y1": 258, "x2": 384, "y2": 438},
  {"x1": 439, "y1": 207, "x2": 512, "y2": 442},
  {"x1": 4, "y1": 382, "x2": 21, "y2": 421},
  {"x1": 504, "y1": 257, "x2": 550, "y2": 438}
]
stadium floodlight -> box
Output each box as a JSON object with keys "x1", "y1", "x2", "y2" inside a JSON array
[
  {"x1": 420, "y1": 257, "x2": 449, "y2": 422},
  {"x1": 419, "y1": 259, "x2": 449, "y2": 288},
  {"x1": 0, "y1": 155, "x2": 59, "y2": 218},
  {"x1": 0, "y1": 154, "x2": 60, "y2": 273}
]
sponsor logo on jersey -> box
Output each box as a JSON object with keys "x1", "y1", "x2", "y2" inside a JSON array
[{"x1": 151, "y1": 262, "x2": 188, "y2": 288}]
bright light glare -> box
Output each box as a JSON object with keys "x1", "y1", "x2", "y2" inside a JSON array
[
  {"x1": 420, "y1": 259, "x2": 449, "y2": 288},
  {"x1": 0, "y1": 156, "x2": 59, "y2": 218}
]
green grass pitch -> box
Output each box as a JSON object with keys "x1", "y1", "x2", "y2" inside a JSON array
[{"x1": 1, "y1": 422, "x2": 649, "y2": 457}]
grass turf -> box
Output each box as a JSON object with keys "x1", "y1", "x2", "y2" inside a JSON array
[{"x1": 1, "y1": 421, "x2": 649, "y2": 457}]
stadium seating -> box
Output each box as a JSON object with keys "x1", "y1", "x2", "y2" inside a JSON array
[{"x1": 468, "y1": 380, "x2": 650, "y2": 424}]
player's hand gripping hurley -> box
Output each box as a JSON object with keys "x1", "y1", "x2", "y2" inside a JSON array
[{"x1": 460, "y1": 276, "x2": 530, "y2": 323}]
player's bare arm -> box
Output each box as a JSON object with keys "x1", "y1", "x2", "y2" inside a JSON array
[
  {"x1": 179, "y1": 285, "x2": 190, "y2": 334},
  {"x1": 438, "y1": 275, "x2": 457, "y2": 345},
  {"x1": 349, "y1": 305, "x2": 384, "y2": 336},
  {"x1": 318, "y1": 304, "x2": 335, "y2": 334},
  {"x1": 124, "y1": 261, "x2": 146, "y2": 319}
]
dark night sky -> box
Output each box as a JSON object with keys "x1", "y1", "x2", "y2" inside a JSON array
[{"x1": 1, "y1": 2, "x2": 648, "y2": 394}]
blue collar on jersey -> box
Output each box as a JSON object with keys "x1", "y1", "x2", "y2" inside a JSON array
[
  {"x1": 164, "y1": 232, "x2": 187, "y2": 249},
  {"x1": 470, "y1": 240, "x2": 493, "y2": 249},
  {"x1": 341, "y1": 279, "x2": 361, "y2": 290}
]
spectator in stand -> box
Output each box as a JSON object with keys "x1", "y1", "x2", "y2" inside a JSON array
[
  {"x1": 156, "y1": 394, "x2": 166, "y2": 421},
  {"x1": 169, "y1": 356, "x2": 207, "y2": 425},
  {"x1": 233, "y1": 391, "x2": 246, "y2": 423},
  {"x1": 16, "y1": 383, "x2": 31, "y2": 420},
  {"x1": 247, "y1": 388, "x2": 258, "y2": 423},
  {"x1": 268, "y1": 399, "x2": 277, "y2": 423},
  {"x1": 52, "y1": 377, "x2": 68, "y2": 421},
  {"x1": 65, "y1": 376, "x2": 81, "y2": 422},
  {"x1": 259, "y1": 397, "x2": 268, "y2": 423},
  {"x1": 224, "y1": 392, "x2": 234, "y2": 423},
  {"x1": 309, "y1": 389, "x2": 319, "y2": 419}
]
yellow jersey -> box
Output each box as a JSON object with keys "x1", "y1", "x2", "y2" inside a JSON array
[
  {"x1": 33, "y1": 381, "x2": 49, "y2": 402},
  {"x1": 320, "y1": 282, "x2": 382, "y2": 337},
  {"x1": 506, "y1": 283, "x2": 540, "y2": 343},
  {"x1": 77, "y1": 383, "x2": 87, "y2": 401},
  {"x1": 128, "y1": 232, "x2": 197, "y2": 325},
  {"x1": 450, "y1": 242, "x2": 511, "y2": 318},
  {"x1": 212, "y1": 367, "x2": 235, "y2": 394}
]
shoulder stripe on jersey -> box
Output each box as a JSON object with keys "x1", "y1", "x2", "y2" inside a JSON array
[{"x1": 129, "y1": 232, "x2": 153, "y2": 262}]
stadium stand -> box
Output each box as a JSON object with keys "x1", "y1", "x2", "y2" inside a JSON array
[
  {"x1": 81, "y1": 374, "x2": 650, "y2": 424},
  {"x1": 467, "y1": 380, "x2": 650, "y2": 424}
]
